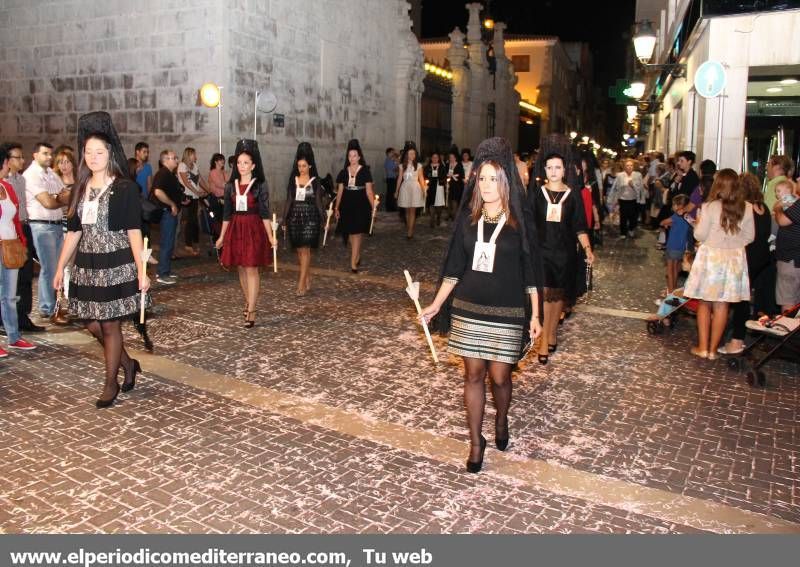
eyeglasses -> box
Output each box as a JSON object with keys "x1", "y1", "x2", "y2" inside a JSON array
[{"x1": 8, "y1": 155, "x2": 23, "y2": 160}]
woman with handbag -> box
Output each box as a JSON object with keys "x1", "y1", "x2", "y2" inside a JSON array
[
  {"x1": 0, "y1": 147, "x2": 37, "y2": 356},
  {"x1": 54, "y1": 111, "x2": 151, "y2": 408}
]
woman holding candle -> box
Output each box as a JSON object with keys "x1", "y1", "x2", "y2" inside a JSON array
[
  {"x1": 395, "y1": 141, "x2": 426, "y2": 239},
  {"x1": 53, "y1": 111, "x2": 151, "y2": 408},
  {"x1": 421, "y1": 137, "x2": 542, "y2": 474},
  {"x1": 283, "y1": 142, "x2": 324, "y2": 295},
  {"x1": 334, "y1": 139, "x2": 375, "y2": 273},
  {"x1": 215, "y1": 139, "x2": 275, "y2": 328},
  {"x1": 528, "y1": 143, "x2": 594, "y2": 365}
]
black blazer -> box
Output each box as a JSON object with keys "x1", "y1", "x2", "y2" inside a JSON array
[
  {"x1": 424, "y1": 163, "x2": 448, "y2": 208},
  {"x1": 222, "y1": 179, "x2": 271, "y2": 221},
  {"x1": 282, "y1": 177, "x2": 325, "y2": 224},
  {"x1": 67, "y1": 178, "x2": 142, "y2": 232}
]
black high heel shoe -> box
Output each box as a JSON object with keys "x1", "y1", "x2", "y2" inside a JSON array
[
  {"x1": 245, "y1": 311, "x2": 256, "y2": 328},
  {"x1": 495, "y1": 416, "x2": 509, "y2": 451},
  {"x1": 95, "y1": 383, "x2": 120, "y2": 409},
  {"x1": 466, "y1": 435, "x2": 487, "y2": 473},
  {"x1": 548, "y1": 343, "x2": 558, "y2": 353},
  {"x1": 537, "y1": 354, "x2": 549, "y2": 365},
  {"x1": 121, "y1": 359, "x2": 141, "y2": 393}
]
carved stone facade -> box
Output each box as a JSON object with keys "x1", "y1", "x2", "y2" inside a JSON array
[
  {"x1": 0, "y1": 0, "x2": 424, "y2": 195},
  {"x1": 420, "y1": 3, "x2": 520, "y2": 153}
]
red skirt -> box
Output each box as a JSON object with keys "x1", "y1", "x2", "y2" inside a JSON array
[{"x1": 221, "y1": 213, "x2": 272, "y2": 267}]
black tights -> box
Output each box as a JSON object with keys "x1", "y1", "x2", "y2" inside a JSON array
[
  {"x1": 85, "y1": 319, "x2": 132, "y2": 397},
  {"x1": 463, "y1": 357, "x2": 513, "y2": 460}
]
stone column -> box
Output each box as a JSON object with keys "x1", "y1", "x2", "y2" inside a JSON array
[
  {"x1": 447, "y1": 27, "x2": 469, "y2": 150},
  {"x1": 465, "y1": 2, "x2": 487, "y2": 148},
  {"x1": 394, "y1": 1, "x2": 425, "y2": 145}
]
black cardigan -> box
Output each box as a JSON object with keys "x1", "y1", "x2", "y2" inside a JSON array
[
  {"x1": 67, "y1": 178, "x2": 142, "y2": 232},
  {"x1": 222, "y1": 179, "x2": 271, "y2": 221},
  {"x1": 424, "y1": 163, "x2": 448, "y2": 208}
]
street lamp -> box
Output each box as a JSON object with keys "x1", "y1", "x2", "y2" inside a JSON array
[
  {"x1": 569, "y1": 131, "x2": 577, "y2": 140},
  {"x1": 200, "y1": 82, "x2": 223, "y2": 154},
  {"x1": 633, "y1": 20, "x2": 686, "y2": 77},
  {"x1": 626, "y1": 81, "x2": 646, "y2": 100},
  {"x1": 633, "y1": 20, "x2": 657, "y2": 63}
]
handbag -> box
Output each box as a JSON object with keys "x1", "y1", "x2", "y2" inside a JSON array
[
  {"x1": 50, "y1": 290, "x2": 70, "y2": 325},
  {"x1": 141, "y1": 196, "x2": 163, "y2": 223},
  {"x1": 0, "y1": 238, "x2": 27, "y2": 269}
]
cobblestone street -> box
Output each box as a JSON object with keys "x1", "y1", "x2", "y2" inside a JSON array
[{"x1": 1, "y1": 215, "x2": 798, "y2": 534}]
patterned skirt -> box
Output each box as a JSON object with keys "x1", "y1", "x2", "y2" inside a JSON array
[
  {"x1": 684, "y1": 244, "x2": 750, "y2": 302},
  {"x1": 448, "y1": 298, "x2": 525, "y2": 364},
  {"x1": 70, "y1": 231, "x2": 151, "y2": 321},
  {"x1": 287, "y1": 201, "x2": 321, "y2": 249}
]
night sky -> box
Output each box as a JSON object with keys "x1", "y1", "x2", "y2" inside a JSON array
[{"x1": 421, "y1": 0, "x2": 637, "y2": 145}]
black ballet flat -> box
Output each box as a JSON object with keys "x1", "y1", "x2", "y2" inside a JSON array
[
  {"x1": 351, "y1": 268, "x2": 358, "y2": 274},
  {"x1": 466, "y1": 435, "x2": 487, "y2": 473},
  {"x1": 121, "y1": 359, "x2": 141, "y2": 393},
  {"x1": 495, "y1": 416, "x2": 509, "y2": 451},
  {"x1": 537, "y1": 354, "x2": 549, "y2": 365},
  {"x1": 548, "y1": 343, "x2": 558, "y2": 354},
  {"x1": 95, "y1": 383, "x2": 120, "y2": 409}
]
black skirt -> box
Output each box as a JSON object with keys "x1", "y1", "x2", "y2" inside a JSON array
[
  {"x1": 288, "y1": 201, "x2": 321, "y2": 248},
  {"x1": 336, "y1": 188, "x2": 371, "y2": 236}
]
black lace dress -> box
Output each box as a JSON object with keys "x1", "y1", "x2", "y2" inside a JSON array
[{"x1": 528, "y1": 186, "x2": 588, "y2": 303}]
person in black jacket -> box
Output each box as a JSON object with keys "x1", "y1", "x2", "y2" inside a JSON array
[
  {"x1": 54, "y1": 111, "x2": 151, "y2": 408},
  {"x1": 283, "y1": 142, "x2": 325, "y2": 295},
  {"x1": 445, "y1": 147, "x2": 465, "y2": 220},
  {"x1": 424, "y1": 151, "x2": 448, "y2": 227}
]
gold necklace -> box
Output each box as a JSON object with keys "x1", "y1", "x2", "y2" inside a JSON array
[{"x1": 481, "y1": 207, "x2": 505, "y2": 223}]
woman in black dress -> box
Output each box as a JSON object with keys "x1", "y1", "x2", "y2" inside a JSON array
[
  {"x1": 283, "y1": 142, "x2": 324, "y2": 295},
  {"x1": 445, "y1": 146, "x2": 465, "y2": 220},
  {"x1": 53, "y1": 112, "x2": 151, "y2": 408},
  {"x1": 528, "y1": 152, "x2": 595, "y2": 365},
  {"x1": 422, "y1": 137, "x2": 542, "y2": 473},
  {"x1": 334, "y1": 139, "x2": 375, "y2": 273}
]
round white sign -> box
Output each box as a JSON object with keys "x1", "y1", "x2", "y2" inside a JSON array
[{"x1": 694, "y1": 61, "x2": 727, "y2": 98}]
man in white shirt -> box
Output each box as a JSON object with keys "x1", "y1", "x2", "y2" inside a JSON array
[{"x1": 22, "y1": 142, "x2": 70, "y2": 317}]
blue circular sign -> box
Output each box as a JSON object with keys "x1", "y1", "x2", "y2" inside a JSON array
[{"x1": 694, "y1": 61, "x2": 727, "y2": 98}]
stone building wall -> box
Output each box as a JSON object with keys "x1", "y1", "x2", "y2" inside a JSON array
[{"x1": 0, "y1": 0, "x2": 423, "y2": 200}]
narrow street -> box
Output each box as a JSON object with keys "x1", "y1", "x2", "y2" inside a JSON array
[{"x1": 1, "y1": 215, "x2": 797, "y2": 533}]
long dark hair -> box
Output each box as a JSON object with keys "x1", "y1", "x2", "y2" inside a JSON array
[
  {"x1": 68, "y1": 133, "x2": 127, "y2": 217},
  {"x1": 467, "y1": 160, "x2": 518, "y2": 229},
  {"x1": 230, "y1": 150, "x2": 265, "y2": 184},
  {"x1": 343, "y1": 139, "x2": 366, "y2": 170},
  {"x1": 401, "y1": 146, "x2": 419, "y2": 171}
]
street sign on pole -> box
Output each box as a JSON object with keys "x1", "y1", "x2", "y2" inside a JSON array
[{"x1": 694, "y1": 61, "x2": 726, "y2": 98}]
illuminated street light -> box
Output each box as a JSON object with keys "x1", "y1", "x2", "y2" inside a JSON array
[
  {"x1": 633, "y1": 20, "x2": 657, "y2": 63},
  {"x1": 581, "y1": 136, "x2": 589, "y2": 144},
  {"x1": 200, "y1": 82, "x2": 223, "y2": 154},
  {"x1": 626, "y1": 81, "x2": 646, "y2": 100},
  {"x1": 569, "y1": 131, "x2": 577, "y2": 140}
]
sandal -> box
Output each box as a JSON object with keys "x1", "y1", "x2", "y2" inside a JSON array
[{"x1": 690, "y1": 347, "x2": 708, "y2": 359}]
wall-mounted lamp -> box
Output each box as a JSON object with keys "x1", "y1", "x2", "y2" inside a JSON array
[{"x1": 633, "y1": 21, "x2": 686, "y2": 78}]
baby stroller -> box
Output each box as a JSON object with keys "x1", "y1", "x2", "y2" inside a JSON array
[
  {"x1": 199, "y1": 195, "x2": 223, "y2": 260},
  {"x1": 726, "y1": 304, "x2": 800, "y2": 387},
  {"x1": 646, "y1": 287, "x2": 699, "y2": 335}
]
